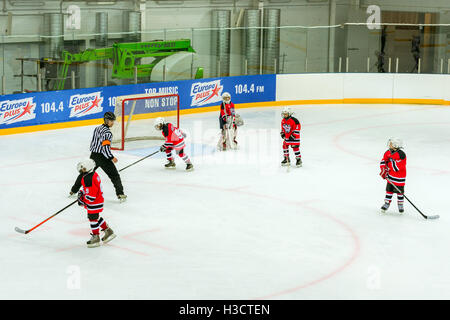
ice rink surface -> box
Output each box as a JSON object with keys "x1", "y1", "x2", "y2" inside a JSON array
[{"x1": 1, "y1": 103, "x2": 450, "y2": 299}]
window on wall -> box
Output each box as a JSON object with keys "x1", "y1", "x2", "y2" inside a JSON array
[{"x1": 379, "y1": 11, "x2": 438, "y2": 73}]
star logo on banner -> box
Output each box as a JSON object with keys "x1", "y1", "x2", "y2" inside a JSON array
[
  {"x1": 14, "y1": 101, "x2": 34, "y2": 121},
  {"x1": 82, "y1": 96, "x2": 102, "y2": 114}
]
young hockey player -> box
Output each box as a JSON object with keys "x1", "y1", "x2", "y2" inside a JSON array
[
  {"x1": 218, "y1": 92, "x2": 238, "y2": 150},
  {"x1": 379, "y1": 138, "x2": 406, "y2": 214},
  {"x1": 70, "y1": 112, "x2": 127, "y2": 202},
  {"x1": 154, "y1": 117, "x2": 193, "y2": 171},
  {"x1": 280, "y1": 107, "x2": 302, "y2": 167},
  {"x1": 76, "y1": 159, "x2": 116, "y2": 248}
]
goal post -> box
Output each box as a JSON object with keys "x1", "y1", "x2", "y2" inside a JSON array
[{"x1": 110, "y1": 93, "x2": 180, "y2": 150}]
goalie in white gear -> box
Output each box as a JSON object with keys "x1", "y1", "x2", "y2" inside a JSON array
[{"x1": 218, "y1": 92, "x2": 243, "y2": 151}]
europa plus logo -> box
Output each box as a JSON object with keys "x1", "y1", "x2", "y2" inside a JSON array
[
  {"x1": 69, "y1": 92, "x2": 104, "y2": 118},
  {"x1": 0, "y1": 97, "x2": 36, "y2": 125},
  {"x1": 190, "y1": 80, "x2": 223, "y2": 107}
]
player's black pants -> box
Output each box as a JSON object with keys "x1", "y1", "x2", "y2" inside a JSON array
[
  {"x1": 386, "y1": 183, "x2": 404, "y2": 194},
  {"x1": 71, "y1": 152, "x2": 124, "y2": 196}
]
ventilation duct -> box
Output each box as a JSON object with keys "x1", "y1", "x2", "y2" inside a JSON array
[
  {"x1": 212, "y1": 10, "x2": 231, "y2": 77},
  {"x1": 96, "y1": 12, "x2": 108, "y2": 86},
  {"x1": 8, "y1": 1, "x2": 45, "y2": 7},
  {"x1": 263, "y1": 8, "x2": 280, "y2": 74},
  {"x1": 42, "y1": 13, "x2": 63, "y2": 58},
  {"x1": 243, "y1": 9, "x2": 261, "y2": 75},
  {"x1": 123, "y1": 11, "x2": 141, "y2": 43},
  {"x1": 96, "y1": 12, "x2": 108, "y2": 47}
]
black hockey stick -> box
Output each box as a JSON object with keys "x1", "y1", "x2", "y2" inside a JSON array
[
  {"x1": 386, "y1": 178, "x2": 439, "y2": 220},
  {"x1": 15, "y1": 150, "x2": 161, "y2": 235},
  {"x1": 118, "y1": 149, "x2": 160, "y2": 172}
]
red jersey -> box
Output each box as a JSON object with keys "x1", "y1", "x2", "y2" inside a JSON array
[
  {"x1": 380, "y1": 149, "x2": 407, "y2": 186},
  {"x1": 220, "y1": 102, "x2": 235, "y2": 118},
  {"x1": 162, "y1": 123, "x2": 185, "y2": 150},
  {"x1": 81, "y1": 172, "x2": 104, "y2": 214},
  {"x1": 281, "y1": 116, "x2": 301, "y2": 145}
]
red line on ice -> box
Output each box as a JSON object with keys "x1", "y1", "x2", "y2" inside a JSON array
[
  {"x1": 128, "y1": 180, "x2": 361, "y2": 299},
  {"x1": 123, "y1": 229, "x2": 173, "y2": 252},
  {"x1": 333, "y1": 122, "x2": 450, "y2": 175},
  {"x1": 106, "y1": 243, "x2": 152, "y2": 257}
]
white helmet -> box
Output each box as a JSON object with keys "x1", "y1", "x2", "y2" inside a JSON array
[
  {"x1": 154, "y1": 117, "x2": 165, "y2": 130},
  {"x1": 222, "y1": 92, "x2": 231, "y2": 102},
  {"x1": 387, "y1": 137, "x2": 403, "y2": 149},
  {"x1": 281, "y1": 106, "x2": 293, "y2": 117},
  {"x1": 77, "y1": 159, "x2": 96, "y2": 173}
]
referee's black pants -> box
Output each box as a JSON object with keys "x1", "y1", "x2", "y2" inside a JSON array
[{"x1": 71, "y1": 152, "x2": 124, "y2": 196}]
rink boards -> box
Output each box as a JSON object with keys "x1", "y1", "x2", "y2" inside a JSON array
[{"x1": 0, "y1": 73, "x2": 449, "y2": 135}]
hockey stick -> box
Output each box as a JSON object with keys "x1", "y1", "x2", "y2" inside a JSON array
[
  {"x1": 118, "y1": 149, "x2": 160, "y2": 172},
  {"x1": 14, "y1": 200, "x2": 78, "y2": 234},
  {"x1": 15, "y1": 150, "x2": 161, "y2": 235},
  {"x1": 386, "y1": 178, "x2": 439, "y2": 220}
]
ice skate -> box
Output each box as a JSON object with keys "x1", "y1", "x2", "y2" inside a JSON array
[
  {"x1": 296, "y1": 158, "x2": 302, "y2": 167},
  {"x1": 117, "y1": 194, "x2": 127, "y2": 203},
  {"x1": 87, "y1": 234, "x2": 101, "y2": 248},
  {"x1": 101, "y1": 228, "x2": 116, "y2": 244},
  {"x1": 281, "y1": 157, "x2": 290, "y2": 166},
  {"x1": 165, "y1": 160, "x2": 176, "y2": 169},
  {"x1": 186, "y1": 163, "x2": 194, "y2": 171},
  {"x1": 398, "y1": 203, "x2": 404, "y2": 214},
  {"x1": 380, "y1": 202, "x2": 390, "y2": 213}
]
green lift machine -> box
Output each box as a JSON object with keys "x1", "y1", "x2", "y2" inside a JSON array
[{"x1": 53, "y1": 39, "x2": 203, "y2": 90}]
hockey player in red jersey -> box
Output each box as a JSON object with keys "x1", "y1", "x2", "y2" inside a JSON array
[
  {"x1": 280, "y1": 107, "x2": 302, "y2": 167},
  {"x1": 76, "y1": 159, "x2": 116, "y2": 248},
  {"x1": 154, "y1": 117, "x2": 194, "y2": 171},
  {"x1": 379, "y1": 138, "x2": 406, "y2": 214},
  {"x1": 218, "y1": 92, "x2": 238, "y2": 150}
]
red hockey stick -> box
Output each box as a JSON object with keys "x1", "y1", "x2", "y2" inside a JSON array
[
  {"x1": 14, "y1": 200, "x2": 78, "y2": 234},
  {"x1": 15, "y1": 150, "x2": 160, "y2": 234}
]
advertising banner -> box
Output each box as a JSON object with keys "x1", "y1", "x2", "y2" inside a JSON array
[{"x1": 0, "y1": 74, "x2": 276, "y2": 131}]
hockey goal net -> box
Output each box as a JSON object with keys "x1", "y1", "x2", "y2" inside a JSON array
[{"x1": 111, "y1": 93, "x2": 180, "y2": 150}]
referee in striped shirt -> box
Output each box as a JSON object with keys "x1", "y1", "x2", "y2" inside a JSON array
[{"x1": 70, "y1": 112, "x2": 127, "y2": 202}]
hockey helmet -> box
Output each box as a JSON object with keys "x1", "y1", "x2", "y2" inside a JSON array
[
  {"x1": 281, "y1": 106, "x2": 293, "y2": 118},
  {"x1": 77, "y1": 159, "x2": 96, "y2": 173},
  {"x1": 387, "y1": 137, "x2": 403, "y2": 150},
  {"x1": 222, "y1": 92, "x2": 231, "y2": 103},
  {"x1": 154, "y1": 117, "x2": 165, "y2": 130}
]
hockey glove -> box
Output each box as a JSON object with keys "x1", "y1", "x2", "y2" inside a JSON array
[
  {"x1": 380, "y1": 168, "x2": 388, "y2": 179},
  {"x1": 235, "y1": 114, "x2": 244, "y2": 127},
  {"x1": 280, "y1": 131, "x2": 285, "y2": 139},
  {"x1": 77, "y1": 190, "x2": 85, "y2": 206},
  {"x1": 160, "y1": 145, "x2": 167, "y2": 152}
]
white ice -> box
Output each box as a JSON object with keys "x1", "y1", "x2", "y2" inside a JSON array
[{"x1": 1, "y1": 103, "x2": 450, "y2": 299}]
